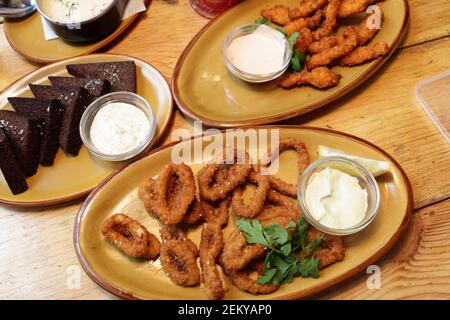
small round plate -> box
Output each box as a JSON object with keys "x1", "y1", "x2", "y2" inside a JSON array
[{"x1": 0, "y1": 53, "x2": 173, "y2": 207}]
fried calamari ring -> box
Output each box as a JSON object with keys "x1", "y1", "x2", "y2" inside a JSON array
[
  {"x1": 308, "y1": 227, "x2": 345, "y2": 269},
  {"x1": 101, "y1": 214, "x2": 161, "y2": 260},
  {"x1": 307, "y1": 26, "x2": 358, "y2": 71},
  {"x1": 220, "y1": 229, "x2": 266, "y2": 273},
  {"x1": 197, "y1": 150, "x2": 251, "y2": 202},
  {"x1": 257, "y1": 206, "x2": 298, "y2": 230},
  {"x1": 289, "y1": 0, "x2": 328, "y2": 20},
  {"x1": 200, "y1": 223, "x2": 225, "y2": 300},
  {"x1": 284, "y1": 9, "x2": 323, "y2": 36},
  {"x1": 312, "y1": 0, "x2": 341, "y2": 41},
  {"x1": 261, "y1": 5, "x2": 290, "y2": 26},
  {"x1": 138, "y1": 178, "x2": 159, "y2": 216},
  {"x1": 202, "y1": 197, "x2": 231, "y2": 228},
  {"x1": 232, "y1": 171, "x2": 270, "y2": 218},
  {"x1": 160, "y1": 239, "x2": 200, "y2": 287},
  {"x1": 183, "y1": 199, "x2": 204, "y2": 225},
  {"x1": 262, "y1": 137, "x2": 310, "y2": 197},
  {"x1": 153, "y1": 163, "x2": 196, "y2": 225},
  {"x1": 225, "y1": 265, "x2": 279, "y2": 295},
  {"x1": 160, "y1": 225, "x2": 198, "y2": 255},
  {"x1": 266, "y1": 189, "x2": 301, "y2": 213}
]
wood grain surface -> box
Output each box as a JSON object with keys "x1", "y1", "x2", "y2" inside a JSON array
[{"x1": 0, "y1": 0, "x2": 449, "y2": 299}]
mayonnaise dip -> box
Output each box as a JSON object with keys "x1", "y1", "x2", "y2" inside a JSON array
[
  {"x1": 90, "y1": 102, "x2": 150, "y2": 156},
  {"x1": 305, "y1": 167, "x2": 368, "y2": 229},
  {"x1": 226, "y1": 25, "x2": 286, "y2": 75}
]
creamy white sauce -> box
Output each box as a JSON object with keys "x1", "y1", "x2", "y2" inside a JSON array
[
  {"x1": 90, "y1": 102, "x2": 150, "y2": 156},
  {"x1": 305, "y1": 167, "x2": 368, "y2": 229},
  {"x1": 226, "y1": 25, "x2": 286, "y2": 75},
  {"x1": 41, "y1": 0, "x2": 113, "y2": 23}
]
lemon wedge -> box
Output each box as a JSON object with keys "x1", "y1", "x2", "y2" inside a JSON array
[{"x1": 317, "y1": 145, "x2": 390, "y2": 177}]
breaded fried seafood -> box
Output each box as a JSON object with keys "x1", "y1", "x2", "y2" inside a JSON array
[
  {"x1": 279, "y1": 67, "x2": 341, "y2": 89},
  {"x1": 261, "y1": 5, "x2": 290, "y2": 26}
]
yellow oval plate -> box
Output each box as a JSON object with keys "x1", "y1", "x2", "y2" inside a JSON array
[
  {"x1": 0, "y1": 54, "x2": 173, "y2": 207},
  {"x1": 3, "y1": 0, "x2": 149, "y2": 64},
  {"x1": 173, "y1": 0, "x2": 409, "y2": 127},
  {"x1": 75, "y1": 126, "x2": 413, "y2": 300}
]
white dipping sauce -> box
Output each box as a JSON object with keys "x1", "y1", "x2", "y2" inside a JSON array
[
  {"x1": 305, "y1": 167, "x2": 368, "y2": 229},
  {"x1": 226, "y1": 25, "x2": 286, "y2": 75},
  {"x1": 90, "y1": 102, "x2": 150, "y2": 155},
  {"x1": 41, "y1": 0, "x2": 113, "y2": 23}
]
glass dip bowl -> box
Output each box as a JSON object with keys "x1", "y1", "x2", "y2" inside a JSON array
[
  {"x1": 222, "y1": 24, "x2": 293, "y2": 83},
  {"x1": 80, "y1": 92, "x2": 156, "y2": 162},
  {"x1": 297, "y1": 157, "x2": 381, "y2": 236}
]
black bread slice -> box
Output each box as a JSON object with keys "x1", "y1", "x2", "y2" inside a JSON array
[
  {"x1": 29, "y1": 84, "x2": 89, "y2": 156},
  {"x1": 48, "y1": 77, "x2": 110, "y2": 104},
  {"x1": 0, "y1": 128, "x2": 28, "y2": 195},
  {"x1": 0, "y1": 110, "x2": 41, "y2": 177},
  {"x1": 66, "y1": 61, "x2": 136, "y2": 93},
  {"x1": 8, "y1": 97, "x2": 63, "y2": 166}
]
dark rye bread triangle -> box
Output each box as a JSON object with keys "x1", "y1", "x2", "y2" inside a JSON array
[
  {"x1": 29, "y1": 84, "x2": 89, "y2": 156},
  {"x1": 0, "y1": 110, "x2": 41, "y2": 177},
  {"x1": 0, "y1": 128, "x2": 28, "y2": 195},
  {"x1": 8, "y1": 97, "x2": 63, "y2": 166},
  {"x1": 48, "y1": 77, "x2": 111, "y2": 104},
  {"x1": 66, "y1": 61, "x2": 136, "y2": 93}
]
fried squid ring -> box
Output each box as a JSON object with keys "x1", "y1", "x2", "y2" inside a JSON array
[
  {"x1": 160, "y1": 239, "x2": 201, "y2": 287},
  {"x1": 262, "y1": 137, "x2": 310, "y2": 197},
  {"x1": 197, "y1": 150, "x2": 251, "y2": 202},
  {"x1": 202, "y1": 197, "x2": 231, "y2": 228},
  {"x1": 153, "y1": 163, "x2": 196, "y2": 225},
  {"x1": 200, "y1": 223, "x2": 225, "y2": 300},
  {"x1": 225, "y1": 265, "x2": 279, "y2": 295},
  {"x1": 257, "y1": 206, "x2": 298, "y2": 230},
  {"x1": 183, "y1": 199, "x2": 204, "y2": 225},
  {"x1": 232, "y1": 171, "x2": 270, "y2": 218},
  {"x1": 220, "y1": 229, "x2": 266, "y2": 273},
  {"x1": 308, "y1": 227, "x2": 345, "y2": 269},
  {"x1": 160, "y1": 225, "x2": 198, "y2": 256},
  {"x1": 101, "y1": 214, "x2": 161, "y2": 260}
]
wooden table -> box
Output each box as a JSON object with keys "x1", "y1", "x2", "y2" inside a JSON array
[{"x1": 0, "y1": 0, "x2": 449, "y2": 300}]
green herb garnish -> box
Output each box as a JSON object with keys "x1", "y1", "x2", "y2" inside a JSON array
[
  {"x1": 236, "y1": 216, "x2": 324, "y2": 285},
  {"x1": 255, "y1": 17, "x2": 272, "y2": 25}
]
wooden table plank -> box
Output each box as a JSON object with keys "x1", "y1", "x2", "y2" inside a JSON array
[{"x1": 322, "y1": 199, "x2": 450, "y2": 300}]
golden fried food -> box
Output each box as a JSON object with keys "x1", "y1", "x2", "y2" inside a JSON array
[
  {"x1": 197, "y1": 151, "x2": 251, "y2": 202},
  {"x1": 200, "y1": 223, "x2": 225, "y2": 300},
  {"x1": 284, "y1": 9, "x2": 323, "y2": 36},
  {"x1": 262, "y1": 138, "x2": 310, "y2": 197},
  {"x1": 138, "y1": 178, "x2": 159, "y2": 216},
  {"x1": 101, "y1": 214, "x2": 161, "y2": 260},
  {"x1": 279, "y1": 67, "x2": 341, "y2": 89},
  {"x1": 308, "y1": 227, "x2": 345, "y2": 269},
  {"x1": 339, "y1": 41, "x2": 388, "y2": 66},
  {"x1": 257, "y1": 206, "x2": 298, "y2": 230},
  {"x1": 295, "y1": 27, "x2": 313, "y2": 52},
  {"x1": 183, "y1": 199, "x2": 204, "y2": 225},
  {"x1": 308, "y1": 36, "x2": 339, "y2": 54},
  {"x1": 312, "y1": 0, "x2": 341, "y2": 41},
  {"x1": 160, "y1": 239, "x2": 201, "y2": 287},
  {"x1": 357, "y1": 8, "x2": 384, "y2": 46},
  {"x1": 289, "y1": 0, "x2": 328, "y2": 20},
  {"x1": 220, "y1": 229, "x2": 266, "y2": 273},
  {"x1": 160, "y1": 225, "x2": 199, "y2": 255},
  {"x1": 232, "y1": 171, "x2": 270, "y2": 218},
  {"x1": 202, "y1": 197, "x2": 231, "y2": 228},
  {"x1": 266, "y1": 189, "x2": 301, "y2": 214},
  {"x1": 226, "y1": 268, "x2": 279, "y2": 295},
  {"x1": 261, "y1": 5, "x2": 290, "y2": 26},
  {"x1": 338, "y1": 0, "x2": 383, "y2": 18},
  {"x1": 153, "y1": 163, "x2": 196, "y2": 225},
  {"x1": 306, "y1": 26, "x2": 358, "y2": 70}
]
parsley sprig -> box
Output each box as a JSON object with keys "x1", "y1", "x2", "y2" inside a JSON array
[{"x1": 236, "y1": 216, "x2": 324, "y2": 285}]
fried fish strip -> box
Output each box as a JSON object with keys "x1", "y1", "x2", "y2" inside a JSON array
[
  {"x1": 261, "y1": 5, "x2": 290, "y2": 26},
  {"x1": 153, "y1": 163, "x2": 196, "y2": 225},
  {"x1": 307, "y1": 26, "x2": 358, "y2": 70},
  {"x1": 279, "y1": 67, "x2": 341, "y2": 89},
  {"x1": 232, "y1": 171, "x2": 270, "y2": 218},
  {"x1": 338, "y1": 0, "x2": 383, "y2": 18},
  {"x1": 339, "y1": 41, "x2": 388, "y2": 66},
  {"x1": 200, "y1": 223, "x2": 225, "y2": 300},
  {"x1": 289, "y1": 0, "x2": 328, "y2": 20},
  {"x1": 220, "y1": 229, "x2": 266, "y2": 273},
  {"x1": 284, "y1": 9, "x2": 323, "y2": 36},
  {"x1": 101, "y1": 214, "x2": 161, "y2": 260},
  {"x1": 312, "y1": 0, "x2": 341, "y2": 41},
  {"x1": 202, "y1": 197, "x2": 231, "y2": 228},
  {"x1": 295, "y1": 27, "x2": 313, "y2": 52},
  {"x1": 308, "y1": 227, "x2": 345, "y2": 269},
  {"x1": 308, "y1": 36, "x2": 339, "y2": 54},
  {"x1": 357, "y1": 7, "x2": 384, "y2": 46}
]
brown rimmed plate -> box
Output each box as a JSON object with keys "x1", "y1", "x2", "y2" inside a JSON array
[
  {"x1": 3, "y1": 0, "x2": 149, "y2": 64},
  {"x1": 172, "y1": 0, "x2": 409, "y2": 127},
  {"x1": 0, "y1": 53, "x2": 173, "y2": 207},
  {"x1": 74, "y1": 126, "x2": 413, "y2": 300}
]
